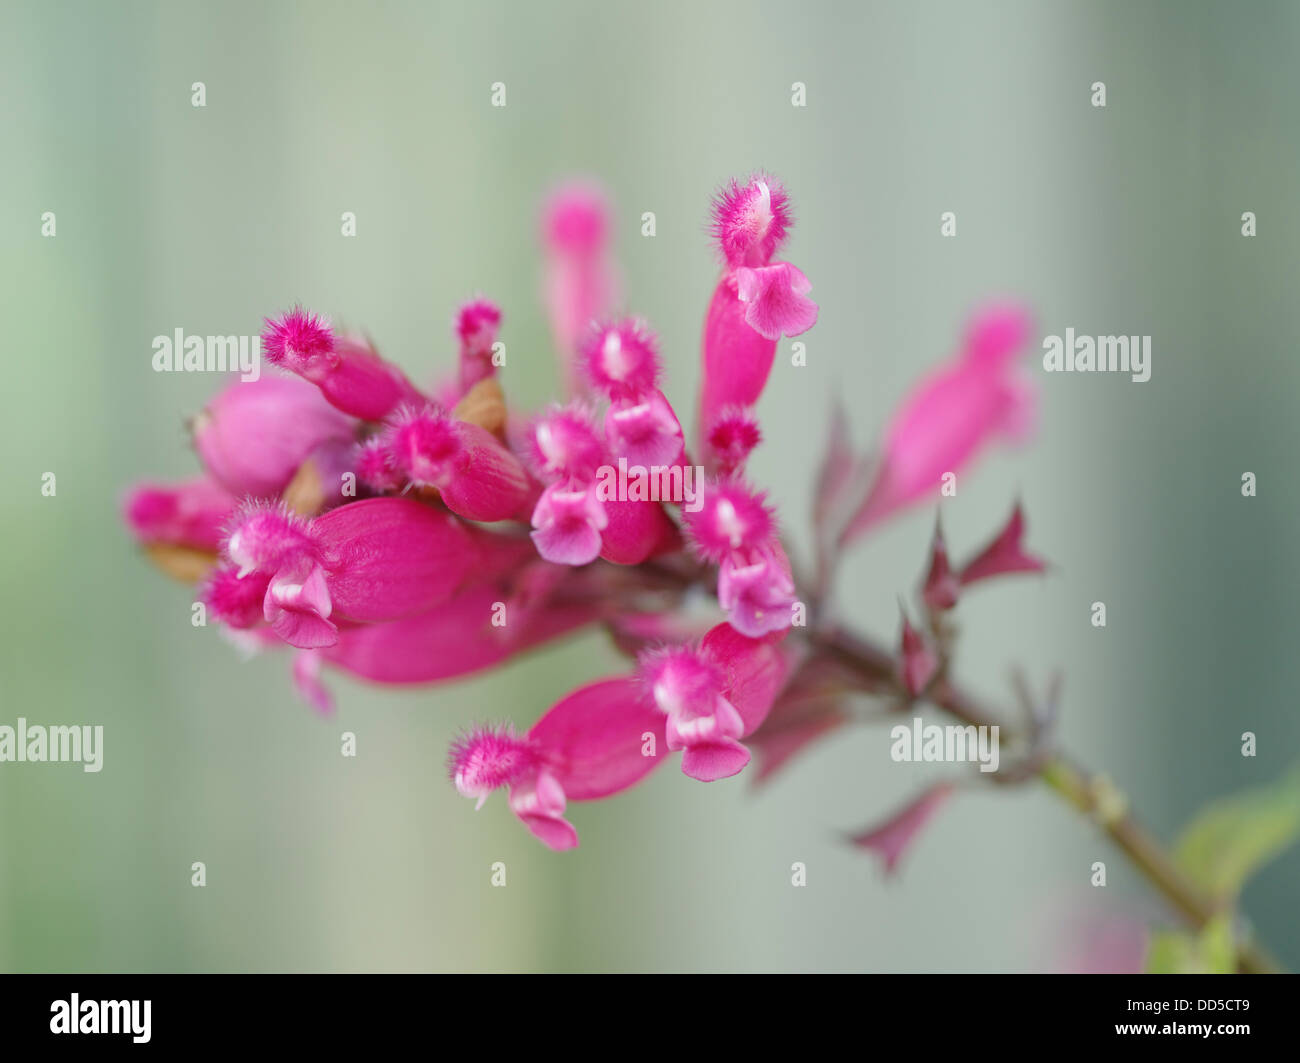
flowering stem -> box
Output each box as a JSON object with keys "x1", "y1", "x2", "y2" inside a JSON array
[{"x1": 809, "y1": 624, "x2": 1283, "y2": 975}]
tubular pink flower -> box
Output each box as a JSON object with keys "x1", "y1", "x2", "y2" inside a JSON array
[
  {"x1": 711, "y1": 173, "x2": 792, "y2": 269},
  {"x1": 225, "y1": 497, "x2": 525, "y2": 649},
  {"x1": 603, "y1": 390, "x2": 685, "y2": 469},
  {"x1": 842, "y1": 304, "x2": 1036, "y2": 542},
  {"x1": 448, "y1": 724, "x2": 537, "y2": 809},
  {"x1": 192, "y1": 375, "x2": 355, "y2": 499},
  {"x1": 527, "y1": 403, "x2": 605, "y2": 484},
  {"x1": 848, "y1": 783, "x2": 955, "y2": 875},
  {"x1": 705, "y1": 406, "x2": 762, "y2": 477},
  {"x1": 224, "y1": 501, "x2": 317, "y2": 578},
  {"x1": 450, "y1": 677, "x2": 665, "y2": 850},
  {"x1": 261, "y1": 309, "x2": 425, "y2": 421},
  {"x1": 582, "y1": 319, "x2": 661, "y2": 400},
  {"x1": 320, "y1": 582, "x2": 600, "y2": 686},
  {"x1": 541, "y1": 181, "x2": 617, "y2": 394},
  {"x1": 599, "y1": 497, "x2": 682, "y2": 565},
  {"x1": 385, "y1": 405, "x2": 531, "y2": 522},
  {"x1": 124, "y1": 478, "x2": 237, "y2": 552},
  {"x1": 530, "y1": 482, "x2": 608, "y2": 565},
  {"x1": 639, "y1": 622, "x2": 787, "y2": 782},
  {"x1": 718, "y1": 545, "x2": 796, "y2": 638},
  {"x1": 733, "y1": 262, "x2": 818, "y2": 341},
  {"x1": 682, "y1": 479, "x2": 776, "y2": 564},
  {"x1": 698, "y1": 274, "x2": 778, "y2": 439},
  {"x1": 959, "y1": 503, "x2": 1046, "y2": 586},
  {"x1": 455, "y1": 297, "x2": 502, "y2": 392}
]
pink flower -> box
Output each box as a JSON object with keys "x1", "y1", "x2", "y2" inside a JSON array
[
  {"x1": 448, "y1": 677, "x2": 665, "y2": 849},
  {"x1": 711, "y1": 173, "x2": 792, "y2": 269},
  {"x1": 455, "y1": 297, "x2": 502, "y2": 393},
  {"x1": 598, "y1": 496, "x2": 682, "y2": 566},
  {"x1": 383, "y1": 405, "x2": 531, "y2": 523},
  {"x1": 698, "y1": 173, "x2": 816, "y2": 439},
  {"x1": 603, "y1": 390, "x2": 685, "y2": 469},
  {"x1": 582, "y1": 319, "x2": 661, "y2": 401},
  {"x1": 223, "y1": 497, "x2": 527, "y2": 648},
  {"x1": 527, "y1": 404, "x2": 605, "y2": 483},
  {"x1": 541, "y1": 181, "x2": 617, "y2": 394},
  {"x1": 124, "y1": 478, "x2": 237, "y2": 552},
  {"x1": 192, "y1": 375, "x2": 356, "y2": 499},
  {"x1": 639, "y1": 622, "x2": 788, "y2": 782},
  {"x1": 530, "y1": 482, "x2": 607, "y2": 565},
  {"x1": 262, "y1": 308, "x2": 425, "y2": 421},
  {"x1": 704, "y1": 406, "x2": 762, "y2": 477},
  {"x1": 842, "y1": 304, "x2": 1035, "y2": 541},
  {"x1": 848, "y1": 783, "x2": 955, "y2": 875}
]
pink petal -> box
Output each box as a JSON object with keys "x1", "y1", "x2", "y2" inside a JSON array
[
  {"x1": 698, "y1": 275, "x2": 778, "y2": 442},
  {"x1": 527, "y1": 677, "x2": 666, "y2": 800},
  {"x1": 734, "y1": 262, "x2": 818, "y2": 341},
  {"x1": 312, "y1": 497, "x2": 487, "y2": 622},
  {"x1": 681, "y1": 740, "x2": 752, "y2": 782},
  {"x1": 598, "y1": 498, "x2": 682, "y2": 565},
  {"x1": 700, "y1": 621, "x2": 789, "y2": 737}
]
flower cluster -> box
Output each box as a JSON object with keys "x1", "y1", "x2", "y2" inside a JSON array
[{"x1": 125, "y1": 173, "x2": 1043, "y2": 855}]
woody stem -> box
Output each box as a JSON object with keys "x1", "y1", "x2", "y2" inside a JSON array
[{"x1": 808, "y1": 623, "x2": 1283, "y2": 975}]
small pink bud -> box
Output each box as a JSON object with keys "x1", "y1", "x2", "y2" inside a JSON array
[
  {"x1": 733, "y1": 262, "x2": 818, "y2": 341},
  {"x1": 385, "y1": 405, "x2": 531, "y2": 522},
  {"x1": 959, "y1": 503, "x2": 1046, "y2": 587},
  {"x1": 599, "y1": 497, "x2": 683, "y2": 565},
  {"x1": 448, "y1": 724, "x2": 536, "y2": 809},
  {"x1": 705, "y1": 406, "x2": 762, "y2": 477},
  {"x1": 355, "y1": 437, "x2": 403, "y2": 493},
  {"x1": 455, "y1": 297, "x2": 502, "y2": 391},
  {"x1": 541, "y1": 181, "x2": 617, "y2": 394},
  {"x1": 921, "y1": 522, "x2": 960, "y2": 611},
  {"x1": 193, "y1": 375, "x2": 355, "y2": 499},
  {"x1": 260, "y1": 306, "x2": 334, "y2": 375},
  {"x1": 682, "y1": 479, "x2": 776, "y2": 564},
  {"x1": 843, "y1": 303, "x2": 1036, "y2": 541},
  {"x1": 261, "y1": 309, "x2": 424, "y2": 421},
  {"x1": 698, "y1": 275, "x2": 778, "y2": 439},
  {"x1": 224, "y1": 502, "x2": 316, "y2": 578},
  {"x1": 898, "y1": 611, "x2": 938, "y2": 696},
  {"x1": 710, "y1": 173, "x2": 792, "y2": 269},
  {"x1": 124, "y1": 478, "x2": 237, "y2": 552},
  {"x1": 582, "y1": 319, "x2": 661, "y2": 400},
  {"x1": 848, "y1": 783, "x2": 955, "y2": 875},
  {"x1": 528, "y1": 403, "x2": 605, "y2": 483}
]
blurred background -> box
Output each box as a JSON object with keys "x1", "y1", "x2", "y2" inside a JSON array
[{"x1": 1, "y1": 0, "x2": 1297, "y2": 972}]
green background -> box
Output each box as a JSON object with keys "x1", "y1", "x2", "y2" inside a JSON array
[{"x1": 1, "y1": 0, "x2": 1297, "y2": 971}]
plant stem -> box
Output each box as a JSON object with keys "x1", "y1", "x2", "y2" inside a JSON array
[{"x1": 809, "y1": 623, "x2": 1284, "y2": 974}]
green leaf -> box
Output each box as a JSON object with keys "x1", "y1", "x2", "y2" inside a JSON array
[
  {"x1": 1145, "y1": 916, "x2": 1235, "y2": 974},
  {"x1": 1173, "y1": 765, "x2": 1300, "y2": 900}
]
